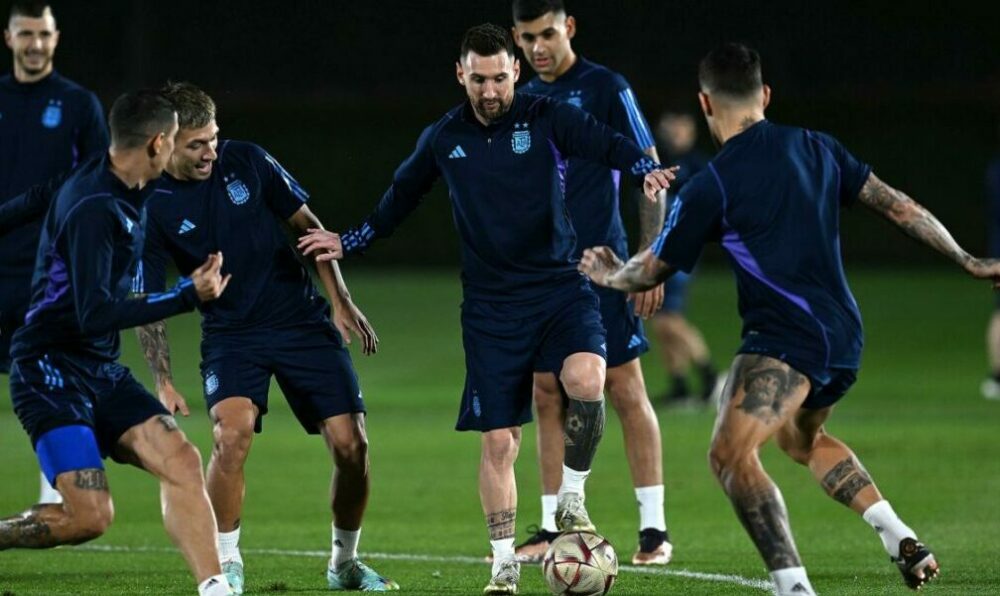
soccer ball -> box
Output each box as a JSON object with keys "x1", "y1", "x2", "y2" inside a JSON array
[{"x1": 542, "y1": 531, "x2": 618, "y2": 595}]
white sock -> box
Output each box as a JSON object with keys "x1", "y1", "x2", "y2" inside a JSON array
[
  {"x1": 332, "y1": 525, "x2": 361, "y2": 567},
  {"x1": 218, "y1": 527, "x2": 242, "y2": 564},
  {"x1": 540, "y1": 495, "x2": 558, "y2": 532},
  {"x1": 39, "y1": 472, "x2": 62, "y2": 505},
  {"x1": 769, "y1": 567, "x2": 815, "y2": 595},
  {"x1": 559, "y1": 465, "x2": 590, "y2": 496},
  {"x1": 635, "y1": 485, "x2": 667, "y2": 532},
  {"x1": 490, "y1": 538, "x2": 515, "y2": 575},
  {"x1": 862, "y1": 500, "x2": 916, "y2": 558},
  {"x1": 198, "y1": 574, "x2": 232, "y2": 596}
]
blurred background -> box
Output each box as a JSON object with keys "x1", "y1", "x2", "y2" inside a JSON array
[{"x1": 11, "y1": 0, "x2": 1000, "y2": 267}]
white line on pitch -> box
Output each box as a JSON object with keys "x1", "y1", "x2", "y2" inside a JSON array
[{"x1": 78, "y1": 544, "x2": 773, "y2": 591}]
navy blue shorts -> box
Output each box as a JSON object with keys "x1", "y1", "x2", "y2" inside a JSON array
[
  {"x1": 200, "y1": 321, "x2": 364, "y2": 434},
  {"x1": 537, "y1": 285, "x2": 646, "y2": 371},
  {"x1": 660, "y1": 271, "x2": 691, "y2": 314},
  {"x1": 458, "y1": 283, "x2": 607, "y2": 432},
  {"x1": 9, "y1": 353, "x2": 169, "y2": 461}
]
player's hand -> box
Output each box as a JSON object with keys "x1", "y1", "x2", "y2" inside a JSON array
[
  {"x1": 643, "y1": 166, "x2": 680, "y2": 202},
  {"x1": 333, "y1": 299, "x2": 380, "y2": 355},
  {"x1": 629, "y1": 283, "x2": 664, "y2": 319},
  {"x1": 157, "y1": 381, "x2": 190, "y2": 417},
  {"x1": 579, "y1": 246, "x2": 624, "y2": 288},
  {"x1": 298, "y1": 229, "x2": 343, "y2": 262},
  {"x1": 965, "y1": 257, "x2": 1000, "y2": 289},
  {"x1": 191, "y1": 252, "x2": 231, "y2": 302}
]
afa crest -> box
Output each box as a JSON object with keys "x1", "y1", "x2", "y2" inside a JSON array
[
  {"x1": 566, "y1": 90, "x2": 584, "y2": 108},
  {"x1": 41, "y1": 100, "x2": 62, "y2": 129},
  {"x1": 226, "y1": 178, "x2": 250, "y2": 205},
  {"x1": 511, "y1": 122, "x2": 531, "y2": 154}
]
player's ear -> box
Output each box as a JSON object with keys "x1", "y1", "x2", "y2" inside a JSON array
[
  {"x1": 761, "y1": 85, "x2": 772, "y2": 110},
  {"x1": 3, "y1": 29, "x2": 12, "y2": 50},
  {"x1": 698, "y1": 92, "x2": 713, "y2": 118},
  {"x1": 513, "y1": 57, "x2": 521, "y2": 82},
  {"x1": 149, "y1": 132, "x2": 164, "y2": 158},
  {"x1": 456, "y1": 60, "x2": 466, "y2": 86},
  {"x1": 565, "y1": 15, "x2": 576, "y2": 40}
]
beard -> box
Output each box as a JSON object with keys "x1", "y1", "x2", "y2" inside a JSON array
[
  {"x1": 17, "y1": 50, "x2": 52, "y2": 75},
  {"x1": 473, "y1": 96, "x2": 511, "y2": 124}
]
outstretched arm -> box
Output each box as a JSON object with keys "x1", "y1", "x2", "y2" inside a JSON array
[
  {"x1": 289, "y1": 206, "x2": 378, "y2": 355},
  {"x1": 858, "y1": 172, "x2": 1000, "y2": 282},
  {"x1": 135, "y1": 320, "x2": 189, "y2": 415},
  {"x1": 579, "y1": 246, "x2": 674, "y2": 293},
  {"x1": 629, "y1": 145, "x2": 667, "y2": 317}
]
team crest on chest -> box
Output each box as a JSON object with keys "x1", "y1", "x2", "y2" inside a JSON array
[
  {"x1": 41, "y1": 99, "x2": 62, "y2": 128},
  {"x1": 225, "y1": 175, "x2": 250, "y2": 205},
  {"x1": 566, "y1": 90, "x2": 583, "y2": 108},
  {"x1": 511, "y1": 122, "x2": 531, "y2": 154}
]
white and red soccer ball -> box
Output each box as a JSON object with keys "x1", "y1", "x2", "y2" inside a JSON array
[{"x1": 542, "y1": 531, "x2": 619, "y2": 596}]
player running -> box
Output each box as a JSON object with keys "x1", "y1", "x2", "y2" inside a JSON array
[
  {"x1": 1, "y1": 0, "x2": 109, "y2": 505},
  {"x1": 297, "y1": 24, "x2": 673, "y2": 594},
  {"x1": 578, "y1": 43, "x2": 996, "y2": 594},
  {"x1": 0, "y1": 90, "x2": 233, "y2": 596},
  {"x1": 132, "y1": 82, "x2": 395, "y2": 593},
  {"x1": 508, "y1": 0, "x2": 672, "y2": 565}
]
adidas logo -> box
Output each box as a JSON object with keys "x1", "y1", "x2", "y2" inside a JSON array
[
  {"x1": 627, "y1": 334, "x2": 644, "y2": 349},
  {"x1": 790, "y1": 583, "x2": 812, "y2": 593},
  {"x1": 178, "y1": 219, "x2": 196, "y2": 234},
  {"x1": 448, "y1": 145, "x2": 467, "y2": 159}
]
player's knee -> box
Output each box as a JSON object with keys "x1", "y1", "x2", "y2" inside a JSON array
[
  {"x1": 165, "y1": 440, "x2": 206, "y2": 486},
  {"x1": 212, "y1": 419, "x2": 253, "y2": 464},
  {"x1": 560, "y1": 360, "x2": 606, "y2": 399},
  {"x1": 776, "y1": 429, "x2": 814, "y2": 466},
  {"x1": 708, "y1": 440, "x2": 755, "y2": 484},
  {"x1": 534, "y1": 383, "x2": 562, "y2": 419},
  {"x1": 331, "y1": 429, "x2": 369, "y2": 468},
  {"x1": 482, "y1": 430, "x2": 520, "y2": 467},
  {"x1": 69, "y1": 498, "x2": 115, "y2": 542},
  {"x1": 605, "y1": 374, "x2": 642, "y2": 412}
]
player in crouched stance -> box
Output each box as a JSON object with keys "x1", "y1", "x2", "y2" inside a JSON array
[{"x1": 578, "y1": 44, "x2": 997, "y2": 594}]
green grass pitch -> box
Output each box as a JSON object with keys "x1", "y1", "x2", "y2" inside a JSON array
[{"x1": 1, "y1": 268, "x2": 999, "y2": 594}]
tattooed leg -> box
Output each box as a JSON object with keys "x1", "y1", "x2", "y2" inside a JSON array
[
  {"x1": 562, "y1": 398, "x2": 606, "y2": 472},
  {"x1": 480, "y1": 428, "x2": 521, "y2": 546},
  {"x1": 0, "y1": 469, "x2": 113, "y2": 550},
  {"x1": 709, "y1": 355, "x2": 811, "y2": 571}
]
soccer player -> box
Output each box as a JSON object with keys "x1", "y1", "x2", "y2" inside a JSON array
[
  {"x1": 508, "y1": 0, "x2": 672, "y2": 564},
  {"x1": 132, "y1": 82, "x2": 395, "y2": 594},
  {"x1": 1, "y1": 90, "x2": 233, "y2": 596},
  {"x1": 652, "y1": 112, "x2": 720, "y2": 406},
  {"x1": 298, "y1": 24, "x2": 673, "y2": 594},
  {"x1": 982, "y1": 123, "x2": 1000, "y2": 400},
  {"x1": 1, "y1": 0, "x2": 109, "y2": 505},
  {"x1": 577, "y1": 43, "x2": 997, "y2": 594}
]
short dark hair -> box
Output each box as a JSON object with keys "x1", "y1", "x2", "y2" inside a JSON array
[
  {"x1": 460, "y1": 23, "x2": 514, "y2": 60},
  {"x1": 108, "y1": 89, "x2": 176, "y2": 150},
  {"x1": 9, "y1": 0, "x2": 50, "y2": 20},
  {"x1": 161, "y1": 81, "x2": 216, "y2": 129},
  {"x1": 698, "y1": 43, "x2": 763, "y2": 99},
  {"x1": 512, "y1": 0, "x2": 565, "y2": 22}
]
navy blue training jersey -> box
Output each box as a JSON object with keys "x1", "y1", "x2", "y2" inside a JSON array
[
  {"x1": 987, "y1": 155, "x2": 1000, "y2": 258},
  {"x1": 10, "y1": 154, "x2": 198, "y2": 362},
  {"x1": 0, "y1": 71, "x2": 108, "y2": 283},
  {"x1": 138, "y1": 140, "x2": 326, "y2": 334},
  {"x1": 344, "y1": 92, "x2": 659, "y2": 302},
  {"x1": 652, "y1": 120, "x2": 871, "y2": 371},
  {"x1": 520, "y1": 58, "x2": 655, "y2": 258}
]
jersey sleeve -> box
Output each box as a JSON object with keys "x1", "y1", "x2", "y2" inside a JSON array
[
  {"x1": 548, "y1": 98, "x2": 660, "y2": 188},
  {"x1": 0, "y1": 170, "x2": 67, "y2": 235},
  {"x1": 607, "y1": 76, "x2": 656, "y2": 150},
  {"x1": 136, "y1": 206, "x2": 170, "y2": 294},
  {"x1": 811, "y1": 131, "x2": 872, "y2": 207},
  {"x1": 252, "y1": 145, "x2": 310, "y2": 220},
  {"x1": 342, "y1": 123, "x2": 442, "y2": 254},
  {"x1": 63, "y1": 199, "x2": 197, "y2": 335},
  {"x1": 650, "y1": 176, "x2": 723, "y2": 272},
  {"x1": 77, "y1": 92, "x2": 110, "y2": 159}
]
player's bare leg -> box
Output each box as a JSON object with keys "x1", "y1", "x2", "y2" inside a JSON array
[
  {"x1": 481, "y1": 427, "x2": 522, "y2": 594},
  {"x1": 320, "y1": 413, "x2": 397, "y2": 591},
  {"x1": 776, "y1": 407, "x2": 939, "y2": 589},
  {"x1": 555, "y1": 352, "x2": 606, "y2": 532},
  {"x1": 0, "y1": 469, "x2": 113, "y2": 549},
  {"x1": 605, "y1": 358, "x2": 672, "y2": 564},
  {"x1": 116, "y1": 414, "x2": 231, "y2": 594},
  {"x1": 205, "y1": 397, "x2": 258, "y2": 593},
  {"x1": 708, "y1": 355, "x2": 815, "y2": 596},
  {"x1": 982, "y1": 311, "x2": 1000, "y2": 399},
  {"x1": 654, "y1": 313, "x2": 717, "y2": 404}
]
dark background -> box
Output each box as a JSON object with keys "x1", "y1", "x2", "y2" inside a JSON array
[{"x1": 8, "y1": 0, "x2": 1000, "y2": 266}]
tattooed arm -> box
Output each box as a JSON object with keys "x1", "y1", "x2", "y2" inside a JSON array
[
  {"x1": 858, "y1": 172, "x2": 1000, "y2": 282},
  {"x1": 629, "y1": 146, "x2": 668, "y2": 317},
  {"x1": 579, "y1": 246, "x2": 674, "y2": 293},
  {"x1": 135, "y1": 320, "x2": 189, "y2": 416}
]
